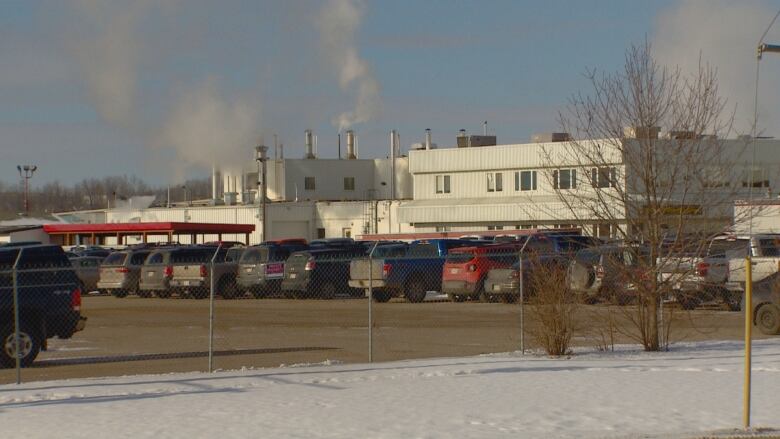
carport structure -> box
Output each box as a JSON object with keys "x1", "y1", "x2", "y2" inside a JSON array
[{"x1": 43, "y1": 222, "x2": 255, "y2": 246}]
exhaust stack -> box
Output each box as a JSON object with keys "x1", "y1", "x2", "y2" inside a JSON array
[
  {"x1": 346, "y1": 130, "x2": 357, "y2": 159},
  {"x1": 305, "y1": 129, "x2": 316, "y2": 159},
  {"x1": 425, "y1": 128, "x2": 432, "y2": 150}
]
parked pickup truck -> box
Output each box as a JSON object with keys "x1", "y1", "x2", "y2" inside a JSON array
[
  {"x1": 237, "y1": 243, "x2": 308, "y2": 298},
  {"x1": 282, "y1": 246, "x2": 368, "y2": 299},
  {"x1": 659, "y1": 234, "x2": 780, "y2": 310},
  {"x1": 727, "y1": 236, "x2": 780, "y2": 335},
  {"x1": 0, "y1": 245, "x2": 87, "y2": 367},
  {"x1": 349, "y1": 239, "x2": 486, "y2": 303},
  {"x1": 168, "y1": 246, "x2": 243, "y2": 299}
]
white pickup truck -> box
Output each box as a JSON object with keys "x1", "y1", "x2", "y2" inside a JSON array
[
  {"x1": 727, "y1": 235, "x2": 780, "y2": 335},
  {"x1": 658, "y1": 235, "x2": 778, "y2": 311}
]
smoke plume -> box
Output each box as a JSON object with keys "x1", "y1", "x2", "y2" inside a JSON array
[
  {"x1": 155, "y1": 81, "x2": 260, "y2": 181},
  {"x1": 72, "y1": 0, "x2": 150, "y2": 128},
  {"x1": 653, "y1": 0, "x2": 780, "y2": 135},
  {"x1": 317, "y1": 0, "x2": 381, "y2": 131}
]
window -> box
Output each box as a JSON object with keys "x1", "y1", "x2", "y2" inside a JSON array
[
  {"x1": 553, "y1": 169, "x2": 577, "y2": 190},
  {"x1": 487, "y1": 225, "x2": 504, "y2": 231},
  {"x1": 741, "y1": 168, "x2": 769, "y2": 188},
  {"x1": 342, "y1": 228, "x2": 352, "y2": 238},
  {"x1": 487, "y1": 172, "x2": 503, "y2": 192},
  {"x1": 304, "y1": 177, "x2": 316, "y2": 191},
  {"x1": 591, "y1": 167, "x2": 616, "y2": 188},
  {"x1": 435, "y1": 226, "x2": 451, "y2": 232},
  {"x1": 515, "y1": 170, "x2": 537, "y2": 191},
  {"x1": 146, "y1": 253, "x2": 163, "y2": 265},
  {"x1": 343, "y1": 177, "x2": 355, "y2": 191},
  {"x1": 435, "y1": 175, "x2": 451, "y2": 194},
  {"x1": 317, "y1": 228, "x2": 326, "y2": 239}
]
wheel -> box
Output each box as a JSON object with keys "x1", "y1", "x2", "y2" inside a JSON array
[
  {"x1": 318, "y1": 281, "x2": 336, "y2": 300},
  {"x1": 111, "y1": 289, "x2": 129, "y2": 298},
  {"x1": 156, "y1": 289, "x2": 173, "y2": 299},
  {"x1": 219, "y1": 278, "x2": 241, "y2": 300},
  {"x1": 283, "y1": 290, "x2": 296, "y2": 299},
  {"x1": 405, "y1": 278, "x2": 427, "y2": 303},
  {"x1": 191, "y1": 287, "x2": 209, "y2": 299},
  {"x1": 372, "y1": 290, "x2": 392, "y2": 303},
  {"x1": 720, "y1": 289, "x2": 741, "y2": 312},
  {"x1": 291, "y1": 289, "x2": 309, "y2": 300},
  {"x1": 678, "y1": 295, "x2": 700, "y2": 310},
  {"x1": 500, "y1": 294, "x2": 518, "y2": 304},
  {"x1": 1, "y1": 321, "x2": 42, "y2": 368},
  {"x1": 137, "y1": 290, "x2": 152, "y2": 298},
  {"x1": 756, "y1": 304, "x2": 780, "y2": 335},
  {"x1": 448, "y1": 293, "x2": 466, "y2": 303}
]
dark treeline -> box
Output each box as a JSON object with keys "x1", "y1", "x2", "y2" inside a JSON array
[{"x1": 0, "y1": 175, "x2": 211, "y2": 220}]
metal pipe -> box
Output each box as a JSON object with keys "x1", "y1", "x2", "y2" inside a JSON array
[
  {"x1": 208, "y1": 244, "x2": 221, "y2": 372},
  {"x1": 744, "y1": 253, "x2": 753, "y2": 428},
  {"x1": 368, "y1": 241, "x2": 379, "y2": 363},
  {"x1": 346, "y1": 130, "x2": 356, "y2": 159},
  {"x1": 425, "y1": 128, "x2": 432, "y2": 150},
  {"x1": 390, "y1": 130, "x2": 396, "y2": 200}
]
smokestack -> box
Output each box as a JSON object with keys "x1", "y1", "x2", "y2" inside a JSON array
[
  {"x1": 346, "y1": 129, "x2": 357, "y2": 159},
  {"x1": 212, "y1": 164, "x2": 218, "y2": 200},
  {"x1": 305, "y1": 129, "x2": 315, "y2": 159},
  {"x1": 390, "y1": 130, "x2": 397, "y2": 200},
  {"x1": 279, "y1": 142, "x2": 284, "y2": 159},
  {"x1": 483, "y1": 121, "x2": 487, "y2": 136},
  {"x1": 425, "y1": 128, "x2": 432, "y2": 150}
]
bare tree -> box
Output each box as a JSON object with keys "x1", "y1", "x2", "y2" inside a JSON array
[{"x1": 546, "y1": 43, "x2": 744, "y2": 351}]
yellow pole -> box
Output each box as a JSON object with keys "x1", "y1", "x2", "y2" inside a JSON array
[{"x1": 743, "y1": 255, "x2": 752, "y2": 429}]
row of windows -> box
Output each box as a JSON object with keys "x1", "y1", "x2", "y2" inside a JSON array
[
  {"x1": 434, "y1": 167, "x2": 618, "y2": 194},
  {"x1": 304, "y1": 177, "x2": 356, "y2": 191}
]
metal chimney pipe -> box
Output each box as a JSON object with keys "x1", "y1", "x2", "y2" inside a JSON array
[
  {"x1": 390, "y1": 130, "x2": 396, "y2": 200},
  {"x1": 211, "y1": 165, "x2": 218, "y2": 200},
  {"x1": 305, "y1": 129, "x2": 315, "y2": 159},
  {"x1": 425, "y1": 128, "x2": 432, "y2": 150},
  {"x1": 483, "y1": 121, "x2": 487, "y2": 135},
  {"x1": 346, "y1": 130, "x2": 357, "y2": 159}
]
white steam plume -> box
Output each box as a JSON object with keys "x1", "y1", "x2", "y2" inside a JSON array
[
  {"x1": 653, "y1": 1, "x2": 780, "y2": 135},
  {"x1": 72, "y1": 0, "x2": 151, "y2": 128},
  {"x1": 318, "y1": 0, "x2": 381, "y2": 131},
  {"x1": 155, "y1": 81, "x2": 260, "y2": 182}
]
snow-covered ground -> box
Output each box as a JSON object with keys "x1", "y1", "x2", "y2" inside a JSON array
[{"x1": 1, "y1": 340, "x2": 779, "y2": 439}]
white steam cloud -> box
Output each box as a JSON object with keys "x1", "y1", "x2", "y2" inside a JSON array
[
  {"x1": 653, "y1": 0, "x2": 780, "y2": 135},
  {"x1": 72, "y1": 0, "x2": 149, "y2": 128},
  {"x1": 318, "y1": 0, "x2": 381, "y2": 131},
  {"x1": 155, "y1": 81, "x2": 260, "y2": 181}
]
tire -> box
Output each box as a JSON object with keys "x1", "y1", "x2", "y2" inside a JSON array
[
  {"x1": 156, "y1": 289, "x2": 173, "y2": 299},
  {"x1": 251, "y1": 287, "x2": 269, "y2": 299},
  {"x1": 448, "y1": 293, "x2": 466, "y2": 303},
  {"x1": 500, "y1": 294, "x2": 518, "y2": 304},
  {"x1": 219, "y1": 278, "x2": 241, "y2": 300},
  {"x1": 756, "y1": 304, "x2": 780, "y2": 335},
  {"x1": 191, "y1": 287, "x2": 209, "y2": 300},
  {"x1": 319, "y1": 281, "x2": 336, "y2": 300},
  {"x1": 111, "y1": 289, "x2": 129, "y2": 298},
  {"x1": 292, "y1": 289, "x2": 309, "y2": 300},
  {"x1": 137, "y1": 290, "x2": 153, "y2": 298},
  {"x1": 1, "y1": 321, "x2": 42, "y2": 368},
  {"x1": 405, "y1": 278, "x2": 427, "y2": 303},
  {"x1": 721, "y1": 289, "x2": 741, "y2": 312},
  {"x1": 678, "y1": 295, "x2": 700, "y2": 311},
  {"x1": 372, "y1": 290, "x2": 392, "y2": 303}
]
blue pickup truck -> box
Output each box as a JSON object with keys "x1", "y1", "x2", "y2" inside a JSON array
[
  {"x1": 349, "y1": 239, "x2": 489, "y2": 303},
  {"x1": 0, "y1": 245, "x2": 87, "y2": 367}
]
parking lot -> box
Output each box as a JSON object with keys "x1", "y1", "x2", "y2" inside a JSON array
[{"x1": 0, "y1": 294, "x2": 764, "y2": 384}]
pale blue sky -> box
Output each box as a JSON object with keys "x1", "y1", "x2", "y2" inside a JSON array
[{"x1": 2, "y1": 0, "x2": 778, "y2": 185}]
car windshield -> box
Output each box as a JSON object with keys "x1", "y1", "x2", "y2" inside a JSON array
[
  {"x1": 103, "y1": 252, "x2": 128, "y2": 266},
  {"x1": 240, "y1": 248, "x2": 269, "y2": 264},
  {"x1": 225, "y1": 247, "x2": 245, "y2": 262}
]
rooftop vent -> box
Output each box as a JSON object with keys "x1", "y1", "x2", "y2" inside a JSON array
[
  {"x1": 531, "y1": 132, "x2": 571, "y2": 143},
  {"x1": 623, "y1": 126, "x2": 660, "y2": 139},
  {"x1": 457, "y1": 134, "x2": 497, "y2": 148},
  {"x1": 304, "y1": 129, "x2": 316, "y2": 159}
]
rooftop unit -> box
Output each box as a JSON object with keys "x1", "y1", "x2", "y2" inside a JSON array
[
  {"x1": 531, "y1": 132, "x2": 571, "y2": 143},
  {"x1": 623, "y1": 126, "x2": 660, "y2": 139},
  {"x1": 456, "y1": 130, "x2": 497, "y2": 148}
]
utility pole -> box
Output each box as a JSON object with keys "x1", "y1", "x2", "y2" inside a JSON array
[{"x1": 16, "y1": 165, "x2": 37, "y2": 216}]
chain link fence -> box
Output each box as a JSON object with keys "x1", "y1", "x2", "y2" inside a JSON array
[{"x1": 0, "y1": 238, "x2": 769, "y2": 384}]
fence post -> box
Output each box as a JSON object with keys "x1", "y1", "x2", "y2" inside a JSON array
[
  {"x1": 368, "y1": 242, "x2": 378, "y2": 363},
  {"x1": 12, "y1": 248, "x2": 24, "y2": 384},
  {"x1": 519, "y1": 254, "x2": 524, "y2": 355},
  {"x1": 208, "y1": 244, "x2": 221, "y2": 373}
]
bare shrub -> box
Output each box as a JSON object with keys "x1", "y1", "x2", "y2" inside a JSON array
[{"x1": 526, "y1": 259, "x2": 577, "y2": 356}]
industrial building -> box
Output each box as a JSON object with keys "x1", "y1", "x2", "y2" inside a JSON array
[{"x1": 57, "y1": 128, "x2": 780, "y2": 244}]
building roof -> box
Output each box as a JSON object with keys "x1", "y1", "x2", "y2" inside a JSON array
[
  {"x1": 42, "y1": 222, "x2": 255, "y2": 235},
  {"x1": 0, "y1": 225, "x2": 44, "y2": 235}
]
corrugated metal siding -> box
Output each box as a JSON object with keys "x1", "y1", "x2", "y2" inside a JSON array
[{"x1": 397, "y1": 199, "x2": 613, "y2": 223}]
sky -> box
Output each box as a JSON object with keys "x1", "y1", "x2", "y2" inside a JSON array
[{"x1": 1, "y1": 0, "x2": 780, "y2": 186}]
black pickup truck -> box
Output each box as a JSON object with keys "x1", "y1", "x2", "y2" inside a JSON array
[{"x1": 0, "y1": 245, "x2": 87, "y2": 367}]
